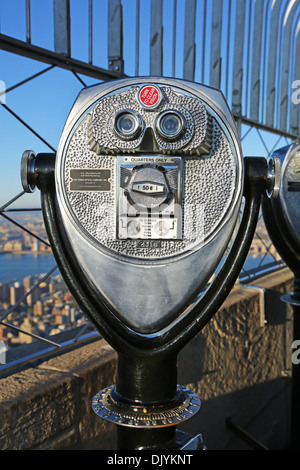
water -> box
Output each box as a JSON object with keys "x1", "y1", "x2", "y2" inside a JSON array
[{"x1": 0, "y1": 253, "x2": 57, "y2": 284}]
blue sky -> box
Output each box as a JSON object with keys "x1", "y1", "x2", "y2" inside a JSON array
[{"x1": 0, "y1": 0, "x2": 291, "y2": 208}]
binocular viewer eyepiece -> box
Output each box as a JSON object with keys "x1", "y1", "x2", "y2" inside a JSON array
[{"x1": 21, "y1": 77, "x2": 281, "y2": 449}]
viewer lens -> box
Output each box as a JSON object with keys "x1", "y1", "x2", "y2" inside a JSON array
[
  {"x1": 161, "y1": 115, "x2": 180, "y2": 135},
  {"x1": 115, "y1": 111, "x2": 142, "y2": 140},
  {"x1": 156, "y1": 111, "x2": 185, "y2": 140}
]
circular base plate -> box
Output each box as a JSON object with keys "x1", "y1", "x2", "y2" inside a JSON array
[
  {"x1": 281, "y1": 293, "x2": 300, "y2": 307},
  {"x1": 92, "y1": 385, "x2": 201, "y2": 428}
]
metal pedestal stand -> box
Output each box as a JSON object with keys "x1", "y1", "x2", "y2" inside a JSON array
[
  {"x1": 92, "y1": 355, "x2": 206, "y2": 450},
  {"x1": 93, "y1": 386, "x2": 206, "y2": 450}
]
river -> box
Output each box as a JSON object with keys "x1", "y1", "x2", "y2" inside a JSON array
[{"x1": 0, "y1": 252, "x2": 57, "y2": 284}]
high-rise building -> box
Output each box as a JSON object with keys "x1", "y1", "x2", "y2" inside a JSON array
[
  {"x1": 32, "y1": 239, "x2": 40, "y2": 252},
  {"x1": 10, "y1": 282, "x2": 24, "y2": 305},
  {"x1": 0, "y1": 281, "x2": 13, "y2": 301},
  {"x1": 23, "y1": 275, "x2": 32, "y2": 306},
  {"x1": 23, "y1": 276, "x2": 31, "y2": 292},
  {"x1": 18, "y1": 318, "x2": 33, "y2": 344},
  {"x1": 33, "y1": 300, "x2": 43, "y2": 316},
  {"x1": 0, "y1": 324, "x2": 7, "y2": 341}
]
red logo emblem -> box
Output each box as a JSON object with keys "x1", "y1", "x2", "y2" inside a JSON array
[{"x1": 138, "y1": 85, "x2": 161, "y2": 108}]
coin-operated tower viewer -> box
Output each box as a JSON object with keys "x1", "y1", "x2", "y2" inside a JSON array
[
  {"x1": 262, "y1": 142, "x2": 300, "y2": 450},
  {"x1": 21, "y1": 77, "x2": 280, "y2": 450}
]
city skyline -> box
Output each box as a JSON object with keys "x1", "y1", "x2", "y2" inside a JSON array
[
  {"x1": 0, "y1": 211, "x2": 50, "y2": 253},
  {"x1": 0, "y1": 268, "x2": 86, "y2": 352},
  {"x1": 0, "y1": 211, "x2": 88, "y2": 353}
]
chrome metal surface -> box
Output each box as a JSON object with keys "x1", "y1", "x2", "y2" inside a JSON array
[
  {"x1": 114, "y1": 110, "x2": 144, "y2": 140},
  {"x1": 276, "y1": 143, "x2": 300, "y2": 247},
  {"x1": 20, "y1": 150, "x2": 36, "y2": 193},
  {"x1": 117, "y1": 155, "x2": 183, "y2": 240},
  {"x1": 281, "y1": 293, "x2": 300, "y2": 307},
  {"x1": 155, "y1": 110, "x2": 186, "y2": 141},
  {"x1": 54, "y1": 77, "x2": 243, "y2": 334},
  {"x1": 92, "y1": 385, "x2": 201, "y2": 428},
  {"x1": 266, "y1": 155, "x2": 281, "y2": 198}
]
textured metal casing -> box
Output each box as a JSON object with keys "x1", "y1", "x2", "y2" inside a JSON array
[
  {"x1": 54, "y1": 77, "x2": 243, "y2": 334},
  {"x1": 275, "y1": 143, "x2": 300, "y2": 249},
  {"x1": 262, "y1": 142, "x2": 300, "y2": 270}
]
